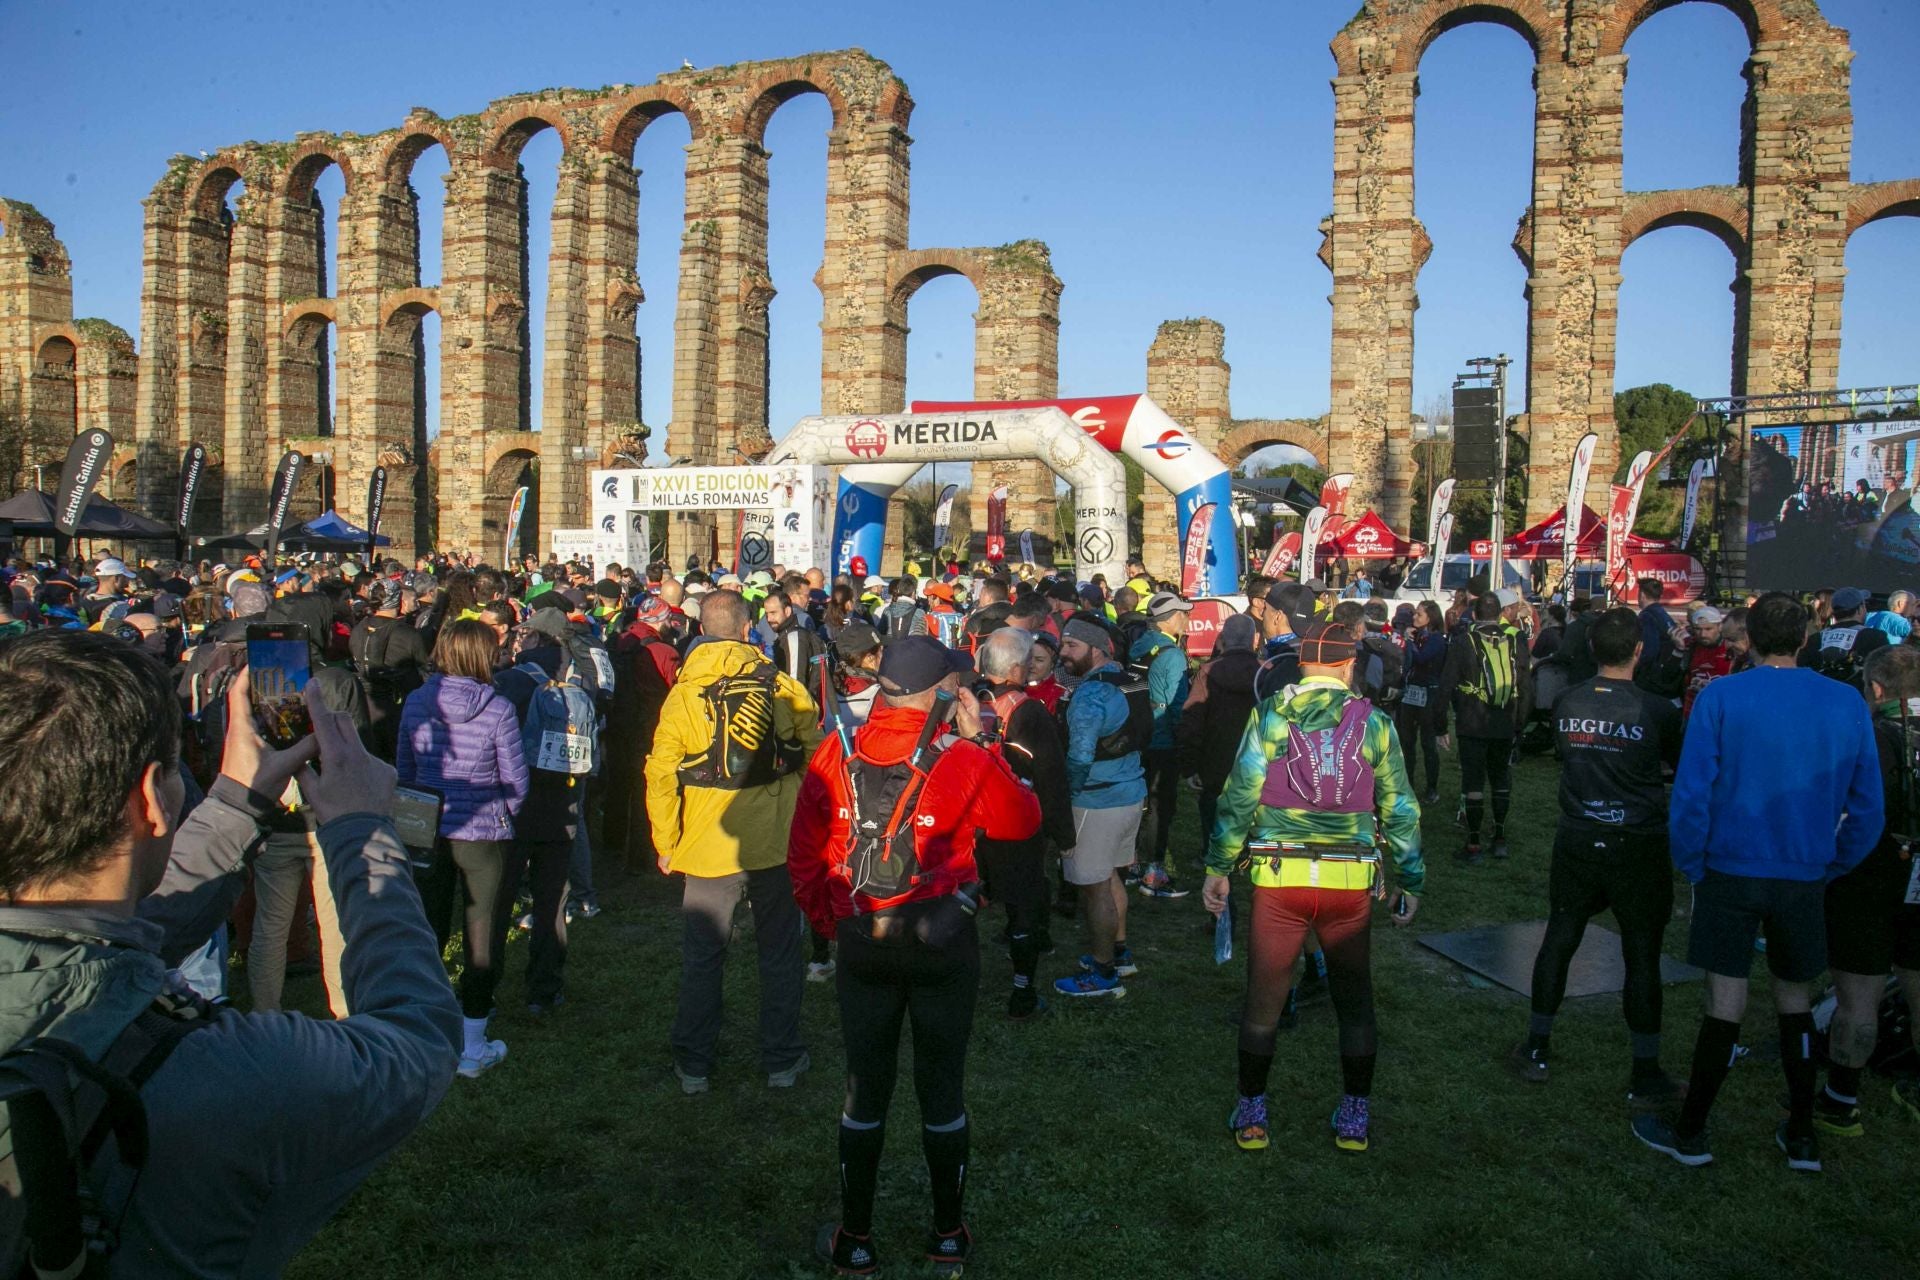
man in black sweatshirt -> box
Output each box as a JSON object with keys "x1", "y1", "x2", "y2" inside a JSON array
[{"x1": 1511, "y1": 608, "x2": 1682, "y2": 1099}]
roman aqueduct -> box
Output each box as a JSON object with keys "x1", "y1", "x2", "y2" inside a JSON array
[{"x1": 1, "y1": 0, "x2": 1914, "y2": 576}]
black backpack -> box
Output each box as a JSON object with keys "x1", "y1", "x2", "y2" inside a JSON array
[
  {"x1": 842, "y1": 743, "x2": 944, "y2": 904},
  {"x1": 353, "y1": 618, "x2": 424, "y2": 731},
  {"x1": 1359, "y1": 633, "x2": 1404, "y2": 705},
  {"x1": 676, "y1": 663, "x2": 803, "y2": 791},
  {"x1": 1087, "y1": 669, "x2": 1153, "y2": 761},
  {"x1": 1807, "y1": 624, "x2": 1871, "y2": 686},
  {"x1": 0, "y1": 992, "x2": 216, "y2": 1279}
]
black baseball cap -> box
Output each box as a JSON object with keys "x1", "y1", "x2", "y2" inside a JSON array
[
  {"x1": 836, "y1": 620, "x2": 888, "y2": 657},
  {"x1": 876, "y1": 635, "x2": 973, "y2": 696}
]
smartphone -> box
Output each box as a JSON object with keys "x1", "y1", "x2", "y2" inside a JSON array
[{"x1": 246, "y1": 623, "x2": 313, "y2": 749}]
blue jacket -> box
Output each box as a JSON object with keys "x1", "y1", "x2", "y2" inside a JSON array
[
  {"x1": 1669, "y1": 665, "x2": 1882, "y2": 883},
  {"x1": 1063, "y1": 660, "x2": 1147, "y2": 808},
  {"x1": 1129, "y1": 627, "x2": 1190, "y2": 751},
  {"x1": 1403, "y1": 627, "x2": 1448, "y2": 686}
]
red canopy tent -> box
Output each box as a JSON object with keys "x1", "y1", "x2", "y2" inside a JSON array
[
  {"x1": 1468, "y1": 504, "x2": 1674, "y2": 560},
  {"x1": 1320, "y1": 510, "x2": 1412, "y2": 560}
]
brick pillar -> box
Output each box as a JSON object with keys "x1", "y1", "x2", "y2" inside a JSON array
[
  {"x1": 438, "y1": 160, "x2": 525, "y2": 551},
  {"x1": 820, "y1": 114, "x2": 913, "y2": 417},
  {"x1": 178, "y1": 201, "x2": 237, "y2": 523},
  {"x1": 75, "y1": 323, "x2": 137, "y2": 443},
  {"x1": 219, "y1": 183, "x2": 271, "y2": 528},
  {"x1": 537, "y1": 152, "x2": 594, "y2": 541},
  {"x1": 0, "y1": 200, "x2": 74, "y2": 405},
  {"x1": 134, "y1": 180, "x2": 184, "y2": 519},
  {"x1": 1523, "y1": 55, "x2": 1628, "y2": 524},
  {"x1": 970, "y1": 242, "x2": 1063, "y2": 556},
  {"x1": 1325, "y1": 68, "x2": 1421, "y2": 529},
  {"x1": 1144, "y1": 319, "x2": 1231, "y2": 584},
  {"x1": 361, "y1": 161, "x2": 431, "y2": 557},
  {"x1": 330, "y1": 174, "x2": 393, "y2": 531},
  {"x1": 584, "y1": 149, "x2": 642, "y2": 502}
]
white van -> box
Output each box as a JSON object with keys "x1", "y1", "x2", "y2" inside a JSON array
[{"x1": 1389, "y1": 555, "x2": 1528, "y2": 604}]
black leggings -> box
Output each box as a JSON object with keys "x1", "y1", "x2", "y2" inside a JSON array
[
  {"x1": 1530, "y1": 829, "x2": 1673, "y2": 1035},
  {"x1": 417, "y1": 838, "x2": 514, "y2": 1018},
  {"x1": 836, "y1": 912, "x2": 980, "y2": 1126},
  {"x1": 1394, "y1": 699, "x2": 1440, "y2": 793},
  {"x1": 1458, "y1": 736, "x2": 1514, "y2": 839},
  {"x1": 978, "y1": 838, "x2": 1048, "y2": 985},
  {"x1": 1143, "y1": 747, "x2": 1180, "y2": 863},
  {"x1": 505, "y1": 838, "x2": 571, "y2": 1006}
]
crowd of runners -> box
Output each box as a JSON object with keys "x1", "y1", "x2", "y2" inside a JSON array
[{"x1": 1, "y1": 544, "x2": 1916, "y2": 1275}]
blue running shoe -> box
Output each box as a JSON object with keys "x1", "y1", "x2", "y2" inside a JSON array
[
  {"x1": 1054, "y1": 969, "x2": 1126, "y2": 999},
  {"x1": 1079, "y1": 948, "x2": 1138, "y2": 977},
  {"x1": 1332, "y1": 1095, "x2": 1370, "y2": 1152}
]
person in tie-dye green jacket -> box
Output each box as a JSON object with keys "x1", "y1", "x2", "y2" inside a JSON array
[{"x1": 1200, "y1": 622, "x2": 1424, "y2": 1157}]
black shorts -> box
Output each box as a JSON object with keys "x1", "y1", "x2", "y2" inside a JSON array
[
  {"x1": 1550, "y1": 827, "x2": 1674, "y2": 938},
  {"x1": 1687, "y1": 870, "x2": 1827, "y2": 983},
  {"x1": 1825, "y1": 851, "x2": 1920, "y2": 975}
]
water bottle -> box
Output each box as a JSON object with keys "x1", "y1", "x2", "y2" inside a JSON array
[{"x1": 1212, "y1": 897, "x2": 1234, "y2": 965}]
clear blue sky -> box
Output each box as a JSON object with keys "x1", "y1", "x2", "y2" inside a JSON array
[{"x1": 3, "y1": 0, "x2": 1915, "y2": 460}]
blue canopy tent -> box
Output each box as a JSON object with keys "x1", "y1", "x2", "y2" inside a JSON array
[{"x1": 295, "y1": 510, "x2": 389, "y2": 549}]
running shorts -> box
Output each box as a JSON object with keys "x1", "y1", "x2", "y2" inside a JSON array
[
  {"x1": 1062, "y1": 806, "x2": 1144, "y2": 886},
  {"x1": 1687, "y1": 870, "x2": 1827, "y2": 983}
]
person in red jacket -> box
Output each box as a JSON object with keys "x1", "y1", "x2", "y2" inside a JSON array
[{"x1": 789, "y1": 637, "x2": 1040, "y2": 1277}]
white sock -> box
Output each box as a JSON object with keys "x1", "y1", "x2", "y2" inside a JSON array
[{"x1": 462, "y1": 1016, "x2": 489, "y2": 1058}]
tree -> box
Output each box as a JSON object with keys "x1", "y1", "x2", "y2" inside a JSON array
[{"x1": 1613, "y1": 383, "x2": 1722, "y2": 540}]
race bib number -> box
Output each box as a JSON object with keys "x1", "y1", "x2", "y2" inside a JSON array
[
  {"x1": 1820, "y1": 627, "x2": 1858, "y2": 653},
  {"x1": 588, "y1": 648, "x2": 616, "y2": 691},
  {"x1": 1402, "y1": 684, "x2": 1428, "y2": 709},
  {"x1": 538, "y1": 729, "x2": 593, "y2": 773}
]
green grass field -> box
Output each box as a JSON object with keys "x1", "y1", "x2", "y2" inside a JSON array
[{"x1": 282, "y1": 749, "x2": 1912, "y2": 1280}]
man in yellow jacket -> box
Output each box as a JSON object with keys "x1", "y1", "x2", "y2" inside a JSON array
[{"x1": 646, "y1": 589, "x2": 823, "y2": 1094}]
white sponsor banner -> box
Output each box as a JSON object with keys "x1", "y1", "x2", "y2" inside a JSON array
[
  {"x1": 1564, "y1": 432, "x2": 1598, "y2": 584},
  {"x1": 1299, "y1": 505, "x2": 1330, "y2": 582},
  {"x1": 549, "y1": 528, "x2": 597, "y2": 563},
  {"x1": 1428, "y1": 478, "x2": 1455, "y2": 549},
  {"x1": 592, "y1": 465, "x2": 832, "y2": 573}
]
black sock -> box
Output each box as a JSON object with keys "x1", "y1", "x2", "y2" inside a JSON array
[
  {"x1": 1237, "y1": 1047, "x2": 1274, "y2": 1098},
  {"x1": 838, "y1": 1120, "x2": 886, "y2": 1236},
  {"x1": 1677, "y1": 1016, "x2": 1742, "y2": 1137},
  {"x1": 811, "y1": 932, "x2": 832, "y2": 965},
  {"x1": 1631, "y1": 1055, "x2": 1664, "y2": 1086},
  {"x1": 1008, "y1": 929, "x2": 1039, "y2": 986},
  {"x1": 1528, "y1": 1012, "x2": 1554, "y2": 1055},
  {"x1": 921, "y1": 1118, "x2": 969, "y2": 1234},
  {"x1": 1340, "y1": 1052, "x2": 1376, "y2": 1098},
  {"x1": 1781, "y1": 1012, "x2": 1816, "y2": 1137},
  {"x1": 1827, "y1": 1062, "x2": 1863, "y2": 1102},
  {"x1": 1465, "y1": 797, "x2": 1484, "y2": 841}
]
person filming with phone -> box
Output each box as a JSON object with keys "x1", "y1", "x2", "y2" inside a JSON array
[{"x1": 0, "y1": 629, "x2": 460, "y2": 1276}]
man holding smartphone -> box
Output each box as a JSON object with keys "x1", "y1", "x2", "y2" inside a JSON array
[{"x1": 0, "y1": 630, "x2": 461, "y2": 1274}]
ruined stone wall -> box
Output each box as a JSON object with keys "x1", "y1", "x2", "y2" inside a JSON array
[
  {"x1": 1143, "y1": 319, "x2": 1233, "y2": 581},
  {"x1": 1327, "y1": 0, "x2": 1885, "y2": 543},
  {"x1": 119, "y1": 51, "x2": 1056, "y2": 564}
]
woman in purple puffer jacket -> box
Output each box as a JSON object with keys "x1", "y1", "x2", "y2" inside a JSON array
[{"x1": 397, "y1": 618, "x2": 528, "y2": 1078}]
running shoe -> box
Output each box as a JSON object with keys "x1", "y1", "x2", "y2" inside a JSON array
[
  {"x1": 1229, "y1": 1094, "x2": 1270, "y2": 1150},
  {"x1": 1892, "y1": 1075, "x2": 1920, "y2": 1122},
  {"x1": 457, "y1": 1039, "x2": 508, "y2": 1079},
  {"x1": 1490, "y1": 836, "x2": 1510, "y2": 860},
  {"x1": 1507, "y1": 1042, "x2": 1549, "y2": 1085},
  {"x1": 1626, "y1": 1071, "x2": 1686, "y2": 1107},
  {"x1": 807, "y1": 960, "x2": 837, "y2": 983},
  {"x1": 925, "y1": 1224, "x2": 972, "y2": 1275},
  {"x1": 1121, "y1": 863, "x2": 1146, "y2": 888},
  {"x1": 1054, "y1": 969, "x2": 1126, "y2": 999},
  {"x1": 1079, "y1": 947, "x2": 1138, "y2": 977},
  {"x1": 1006, "y1": 993, "x2": 1048, "y2": 1022},
  {"x1": 1812, "y1": 1090, "x2": 1864, "y2": 1139},
  {"x1": 816, "y1": 1225, "x2": 879, "y2": 1277},
  {"x1": 1454, "y1": 842, "x2": 1484, "y2": 866},
  {"x1": 1776, "y1": 1122, "x2": 1822, "y2": 1172},
  {"x1": 1139, "y1": 865, "x2": 1190, "y2": 899},
  {"x1": 572, "y1": 901, "x2": 603, "y2": 920},
  {"x1": 672, "y1": 1062, "x2": 710, "y2": 1096},
  {"x1": 767, "y1": 1052, "x2": 811, "y2": 1089},
  {"x1": 1631, "y1": 1113, "x2": 1712, "y2": 1166},
  {"x1": 1332, "y1": 1095, "x2": 1370, "y2": 1152}
]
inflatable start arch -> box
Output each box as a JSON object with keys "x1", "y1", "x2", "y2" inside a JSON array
[
  {"x1": 908, "y1": 395, "x2": 1238, "y2": 596},
  {"x1": 763, "y1": 407, "x2": 1130, "y2": 584}
]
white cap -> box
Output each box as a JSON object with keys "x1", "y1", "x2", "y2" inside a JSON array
[
  {"x1": 1493, "y1": 587, "x2": 1522, "y2": 609},
  {"x1": 1689, "y1": 604, "x2": 1725, "y2": 625},
  {"x1": 864, "y1": 575, "x2": 886, "y2": 590},
  {"x1": 94, "y1": 557, "x2": 129, "y2": 578}
]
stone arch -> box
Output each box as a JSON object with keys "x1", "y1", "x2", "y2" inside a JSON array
[
  {"x1": 281, "y1": 144, "x2": 354, "y2": 205},
  {"x1": 740, "y1": 74, "x2": 849, "y2": 144},
  {"x1": 1848, "y1": 179, "x2": 1920, "y2": 236},
  {"x1": 484, "y1": 107, "x2": 573, "y2": 162},
  {"x1": 378, "y1": 127, "x2": 458, "y2": 188},
  {"x1": 1620, "y1": 187, "x2": 1750, "y2": 258},
  {"x1": 1599, "y1": 0, "x2": 1805, "y2": 59},
  {"x1": 1220, "y1": 418, "x2": 1328, "y2": 471},
  {"x1": 282, "y1": 297, "x2": 336, "y2": 341},
  {"x1": 378, "y1": 287, "x2": 439, "y2": 329},
  {"x1": 110, "y1": 452, "x2": 138, "y2": 503},
  {"x1": 1378, "y1": 1, "x2": 1554, "y2": 75},
  {"x1": 186, "y1": 157, "x2": 251, "y2": 221},
  {"x1": 602, "y1": 91, "x2": 704, "y2": 153},
  {"x1": 887, "y1": 251, "x2": 985, "y2": 311},
  {"x1": 483, "y1": 438, "x2": 540, "y2": 560}
]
